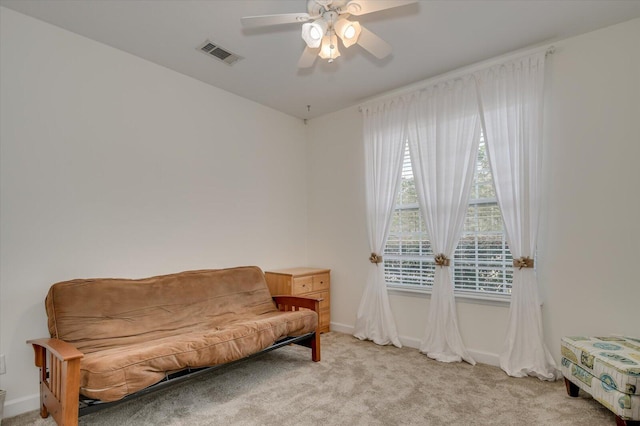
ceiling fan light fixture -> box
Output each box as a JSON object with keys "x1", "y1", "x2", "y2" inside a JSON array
[
  {"x1": 241, "y1": 0, "x2": 417, "y2": 68},
  {"x1": 319, "y1": 33, "x2": 340, "y2": 62},
  {"x1": 301, "y1": 19, "x2": 328, "y2": 48},
  {"x1": 334, "y1": 19, "x2": 361, "y2": 48}
]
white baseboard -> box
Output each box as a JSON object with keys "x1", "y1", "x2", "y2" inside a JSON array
[
  {"x1": 328, "y1": 321, "x2": 354, "y2": 335},
  {"x1": 329, "y1": 321, "x2": 500, "y2": 367},
  {"x1": 3, "y1": 393, "x2": 39, "y2": 419}
]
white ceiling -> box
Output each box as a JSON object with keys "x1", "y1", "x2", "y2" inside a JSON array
[{"x1": 2, "y1": 0, "x2": 639, "y2": 119}]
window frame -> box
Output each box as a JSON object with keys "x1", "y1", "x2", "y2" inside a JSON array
[{"x1": 383, "y1": 139, "x2": 513, "y2": 303}]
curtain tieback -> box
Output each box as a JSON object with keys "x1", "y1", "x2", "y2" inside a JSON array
[
  {"x1": 434, "y1": 253, "x2": 450, "y2": 267},
  {"x1": 369, "y1": 253, "x2": 383, "y2": 264},
  {"x1": 513, "y1": 256, "x2": 534, "y2": 269}
]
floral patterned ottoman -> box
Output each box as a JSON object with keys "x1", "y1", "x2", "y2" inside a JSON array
[{"x1": 561, "y1": 336, "x2": 640, "y2": 426}]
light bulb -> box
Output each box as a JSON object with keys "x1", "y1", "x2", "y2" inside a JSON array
[
  {"x1": 344, "y1": 25, "x2": 356, "y2": 40},
  {"x1": 310, "y1": 26, "x2": 322, "y2": 41},
  {"x1": 334, "y1": 19, "x2": 361, "y2": 48}
]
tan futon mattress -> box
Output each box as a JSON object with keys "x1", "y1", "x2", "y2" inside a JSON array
[{"x1": 45, "y1": 266, "x2": 317, "y2": 401}]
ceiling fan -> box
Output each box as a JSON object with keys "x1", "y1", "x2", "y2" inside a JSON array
[{"x1": 241, "y1": 0, "x2": 417, "y2": 68}]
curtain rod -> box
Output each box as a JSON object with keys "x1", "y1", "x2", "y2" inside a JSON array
[{"x1": 358, "y1": 44, "x2": 555, "y2": 112}]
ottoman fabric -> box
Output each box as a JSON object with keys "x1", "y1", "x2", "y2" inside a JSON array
[{"x1": 561, "y1": 336, "x2": 640, "y2": 421}]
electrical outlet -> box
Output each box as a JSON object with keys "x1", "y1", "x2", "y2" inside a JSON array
[{"x1": 0, "y1": 354, "x2": 6, "y2": 374}]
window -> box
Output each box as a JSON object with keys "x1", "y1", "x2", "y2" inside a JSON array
[{"x1": 384, "y1": 136, "x2": 513, "y2": 297}]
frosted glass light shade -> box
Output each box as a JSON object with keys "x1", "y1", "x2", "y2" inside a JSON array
[
  {"x1": 301, "y1": 19, "x2": 328, "y2": 48},
  {"x1": 334, "y1": 19, "x2": 361, "y2": 48},
  {"x1": 319, "y1": 34, "x2": 340, "y2": 62}
]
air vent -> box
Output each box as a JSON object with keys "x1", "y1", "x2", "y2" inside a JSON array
[{"x1": 198, "y1": 40, "x2": 242, "y2": 65}]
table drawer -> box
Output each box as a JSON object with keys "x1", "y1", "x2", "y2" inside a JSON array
[
  {"x1": 319, "y1": 309, "x2": 330, "y2": 331},
  {"x1": 292, "y1": 276, "x2": 313, "y2": 295},
  {"x1": 312, "y1": 273, "x2": 330, "y2": 292},
  {"x1": 312, "y1": 290, "x2": 329, "y2": 309}
]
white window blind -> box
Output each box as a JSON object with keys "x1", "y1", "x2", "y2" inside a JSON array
[{"x1": 384, "y1": 137, "x2": 513, "y2": 296}]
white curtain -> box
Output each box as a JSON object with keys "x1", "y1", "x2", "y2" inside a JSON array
[
  {"x1": 407, "y1": 78, "x2": 480, "y2": 365},
  {"x1": 353, "y1": 98, "x2": 408, "y2": 348},
  {"x1": 476, "y1": 52, "x2": 559, "y2": 380}
]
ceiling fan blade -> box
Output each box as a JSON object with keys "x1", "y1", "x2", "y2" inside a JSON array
[
  {"x1": 241, "y1": 13, "x2": 311, "y2": 28},
  {"x1": 298, "y1": 46, "x2": 320, "y2": 68},
  {"x1": 356, "y1": 26, "x2": 392, "y2": 59},
  {"x1": 342, "y1": 0, "x2": 417, "y2": 16}
]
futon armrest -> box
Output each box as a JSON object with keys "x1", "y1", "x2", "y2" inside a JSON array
[
  {"x1": 272, "y1": 295, "x2": 322, "y2": 313},
  {"x1": 272, "y1": 295, "x2": 322, "y2": 362},
  {"x1": 27, "y1": 338, "x2": 84, "y2": 363},
  {"x1": 27, "y1": 338, "x2": 83, "y2": 425}
]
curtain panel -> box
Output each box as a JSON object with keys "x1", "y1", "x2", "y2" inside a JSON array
[
  {"x1": 356, "y1": 47, "x2": 557, "y2": 378},
  {"x1": 475, "y1": 52, "x2": 559, "y2": 380},
  {"x1": 353, "y1": 98, "x2": 410, "y2": 348},
  {"x1": 406, "y1": 77, "x2": 480, "y2": 365}
]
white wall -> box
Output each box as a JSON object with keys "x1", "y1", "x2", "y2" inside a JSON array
[
  {"x1": 0, "y1": 8, "x2": 308, "y2": 416},
  {"x1": 539, "y1": 17, "x2": 640, "y2": 356},
  {"x1": 307, "y1": 18, "x2": 640, "y2": 363}
]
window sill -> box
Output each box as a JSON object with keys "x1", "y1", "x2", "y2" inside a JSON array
[{"x1": 387, "y1": 284, "x2": 511, "y2": 307}]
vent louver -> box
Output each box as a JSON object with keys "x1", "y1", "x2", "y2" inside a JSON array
[{"x1": 198, "y1": 40, "x2": 242, "y2": 65}]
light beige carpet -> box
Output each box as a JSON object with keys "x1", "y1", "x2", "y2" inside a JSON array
[{"x1": 4, "y1": 332, "x2": 612, "y2": 425}]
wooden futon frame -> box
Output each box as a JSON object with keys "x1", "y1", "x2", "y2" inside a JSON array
[{"x1": 28, "y1": 296, "x2": 321, "y2": 426}]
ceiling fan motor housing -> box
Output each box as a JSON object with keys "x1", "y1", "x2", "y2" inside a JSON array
[{"x1": 308, "y1": 0, "x2": 350, "y2": 17}]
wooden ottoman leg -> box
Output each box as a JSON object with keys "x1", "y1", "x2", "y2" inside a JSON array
[{"x1": 564, "y1": 377, "x2": 580, "y2": 397}]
